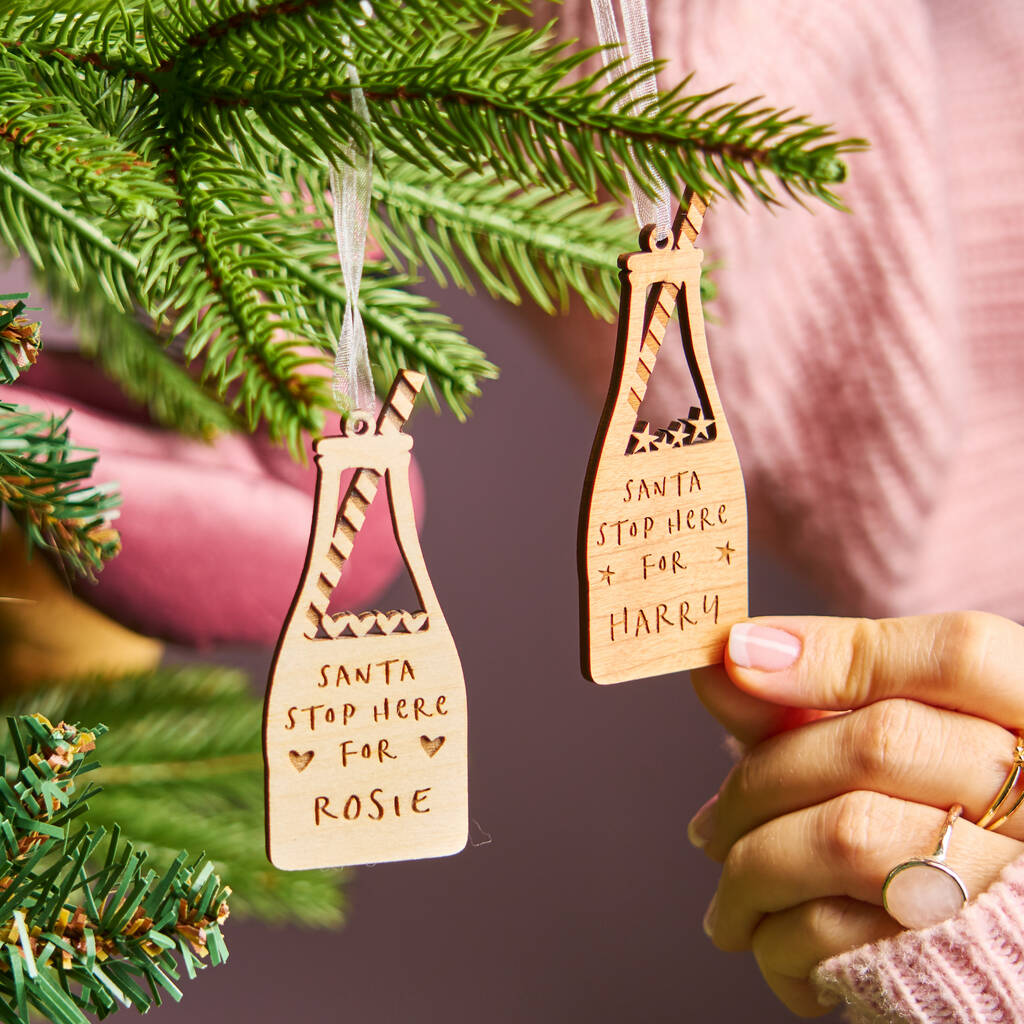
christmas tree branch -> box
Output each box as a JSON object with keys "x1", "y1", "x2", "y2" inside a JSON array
[
  {"x1": 0, "y1": 714, "x2": 230, "y2": 1024},
  {"x1": 0, "y1": 166, "x2": 138, "y2": 278},
  {"x1": 373, "y1": 166, "x2": 718, "y2": 315},
  {"x1": 0, "y1": 0, "x2": 865, "y2": 444},
  {"x1": 37, "y1": 269, "x2": 239, "y2": 441},
  {"x1": 160, "y1": 0, "x2": 505, "y2": 59},
  {"x1": 0, "y1": 405, "x2": 120, "y2": 579},
  {"x1": 0, "y1": 666, "x2": 347, "y2": 929},
  {"x1": 177, "y1": 19, "x2": 864, "y2": 209},
  {"x1": 197, "y1": 152, "x2": 498, "y2": 417},
  {"x1": 0, "y1": 294, "x2": 41, "y2": 385},
  {"x1": 0, "y1": 56, "x2": 168, "y2": 216},
  {"x1": 163, "y1": 135, "x2": 326, "y2": 436}
]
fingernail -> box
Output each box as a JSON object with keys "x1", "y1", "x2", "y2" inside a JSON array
[
  {"x1": 687, "y1": 794, "x2": 718, "y2": 849},
  {"x1": 702, "y1": 895, "x2": 717, "y2": 938},
  {"x1": 729, "y1": 623, "x2": 802, "y2": 671}
]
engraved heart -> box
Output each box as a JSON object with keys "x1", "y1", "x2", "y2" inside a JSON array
[
  {"x1": 402, "y1": 610, "x2": 429, "y2": 633},
  {"x1": 321, "y1": 614, "x2": 345, "y2": 639},
  {"x1": 420, "y1": 735, "x2": 445, "y2": 758},
  {"x1": 289, "y1": 750, "x2": 314, "y2": 772},
  {"x1": 377, "y1": 610, "x2": 403, "y2": 634},
  {"x1": 340, "y1": 611, "x2": 375, "y2": 637}
]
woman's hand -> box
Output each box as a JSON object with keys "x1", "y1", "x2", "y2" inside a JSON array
[{"x1": 688, "y1": 612, "x2": 1024, "y2": 1017}]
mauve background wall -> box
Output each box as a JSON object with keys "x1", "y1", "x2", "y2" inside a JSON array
[{"x1": 151, "y1": 287, "x2": 829, "y2": 1024}]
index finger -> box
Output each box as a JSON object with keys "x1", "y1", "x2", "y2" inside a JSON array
[
  {"x1": 724, "y1": 612, "x2": 1024, "y2": 729},
  {"x1": 690, "y1": 662, "x2": 830, "y2": 749}
]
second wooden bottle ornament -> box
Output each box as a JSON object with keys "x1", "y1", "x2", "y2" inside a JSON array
[
  {"x1": 264, "y1": 370, "x2": 468, "y2": 869},
  {"x1": 579, "y1": 193, "x2": 748, "y2": 684}
]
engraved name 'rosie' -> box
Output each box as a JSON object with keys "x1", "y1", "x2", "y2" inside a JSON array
[{"x1": 313, "y1": 787, "x2": 433, "y2": 826}]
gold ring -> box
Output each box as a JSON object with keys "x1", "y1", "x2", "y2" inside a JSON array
[
  {"x1": 976, "y1": 733, "x2": 1024, "y2": 831},
  {"x1": 882, "y1": 804, "x2": 968, "y2": 930}
]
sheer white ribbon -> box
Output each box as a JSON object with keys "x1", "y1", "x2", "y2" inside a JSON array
[
  {"x1": 329, "y1": 49, "x2": 375, "y2": 413},
  {"x1": 589, "y1": 0, "x2": 672, "y2": 242}
]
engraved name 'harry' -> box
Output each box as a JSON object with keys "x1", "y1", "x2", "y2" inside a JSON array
[{"x1": 609, "y1": 593, "x2": 720, "y2": 642}]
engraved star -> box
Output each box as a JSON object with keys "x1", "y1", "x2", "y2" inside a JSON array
[
  {"x1": 598, "y1": 566, "x2": 615, "y2": 585},
  {"x1": 686, "y1": 409, "x2": 715, "y2": 442},
  {"x1": 650, "y1": 428, "x2": 670, "y2": 451},
  {"x1": 716, "y1": 541, "x2": 735, "y2": 565},
  {"x1": 627, "y1": 420, "x2": 659, "y2": 454},
  {"x1": 659, "y1": 420, "x2": 686, "y2": 448}
]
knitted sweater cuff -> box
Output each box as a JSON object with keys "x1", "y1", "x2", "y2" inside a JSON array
[{"x1": 812, "y1": 855, "x2": 1024, "y2": 1023}]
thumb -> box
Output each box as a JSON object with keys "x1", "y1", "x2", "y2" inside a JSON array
[{"x1": 724, "y1": 612, "x2": 1024, "y2": 730}]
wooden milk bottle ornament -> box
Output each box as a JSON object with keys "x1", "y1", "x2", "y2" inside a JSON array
[
  {"x1": 264, "y1": 370, "x2": 468, "y2": 869},
  {"x1": 579, "y1": 192, "x2": 748, "y2": 684}
]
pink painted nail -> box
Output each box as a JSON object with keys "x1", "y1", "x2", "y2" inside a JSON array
[
  {"x1": 687, "y1": 794, "x2": 718, "y2": 849},
  {"x1": 728, "y1": 623, "x2": 802, "y2": 671}
]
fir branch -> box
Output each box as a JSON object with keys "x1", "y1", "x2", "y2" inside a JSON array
[
  {"x1": 155, "y1": 0, "x2": 508, "y2": 66},
  {"x1": 292, "y1": 154, "x2": 717, "y2": 321},
  {"x1": 175, "y1": 19, "x2": 864, "y2": 209},
  {"x1": 373, "y1": 160, "x2": 626, "y2": 318},
  {"x1": 0, "y1": 156, "x2": 327, "y2": 454},
  {"x1": 0, "y1": 165, "x2": 138, "y2": 282},
  {"x1": 176, "y1": 150, "x2": 497, "y2": 418},
  {"x1": 159, "y1": 133, "x2": 327, "y2": 439},
  {"x1": 0, "y1": 0, "x2": 864, "y2": 445},
  {"x1": 37, "y1": 269, "x2": 240, "y2": 441},
  {"x1": 0, "y1": 405, "x2": 120, "y2": 578},
  {"x1": 0, "y1": 666, "x2": 347, "y2": 929},
  {"x1": 0, "y1": 52, "x2": 169, "y2": 218},
  {"x1": 0, "y1": 714, "x2": 230, "y2": 1024},
  {"x1": 0, "y1": 295, "x2": 41, "y2": 385}
]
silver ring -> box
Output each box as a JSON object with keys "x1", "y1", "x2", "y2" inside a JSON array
[{"x1": 882, "y1": 804, "x2": 968, "y2": 930}]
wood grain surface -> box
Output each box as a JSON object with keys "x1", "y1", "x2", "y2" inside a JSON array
[
  {"x1": 579, "y1": 194, "x2": 749, "y2": 684},
  {"x1": 265, "y1": 371, "x2": 468, "y2": 868}
]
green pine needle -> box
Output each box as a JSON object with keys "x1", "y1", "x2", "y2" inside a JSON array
[
  {"x1": 0, "y1": 403, "x2": 121, "y2": 579},
  {"x1": 0, "y1": 0, "x2": 864, "y2": 453},
  {"x1": 0, "y1": 294, "x2": 41, "y2": 386},
  {"x1": 0, "y1": 714, "x2": 231, "y2": 1024},
  {"x1": 0, "y1": 665, "x2": 347, "y2": 930},
  {"x1": 372, "y1": 155, "x2": 716, "y2": 316}
]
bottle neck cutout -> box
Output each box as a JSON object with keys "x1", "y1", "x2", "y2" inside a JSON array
[
  {"x1": 287, "y1": 369, "x2": 442, "y2": 641},
  {"x1": 605, "y1": 193, "x2": 726, "y2": 458}
]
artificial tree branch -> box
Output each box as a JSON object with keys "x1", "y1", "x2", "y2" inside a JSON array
[
  {"x1": 0, "y1": 714, "x2": 230, "y2": 1024},
  {"x1": 0, "y1": 666, "x2": 348, "y2": 928},
  {"x1": 0, "y1": 0, "x2": 865, "y2": 446}
]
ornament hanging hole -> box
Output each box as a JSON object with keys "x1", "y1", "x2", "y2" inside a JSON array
[
  {"x1": 343, "y1": 410, "x2": 375, "y2": 437},
  {"x1": 639, "y1": 224, "x2": 673, "y2": 252}
]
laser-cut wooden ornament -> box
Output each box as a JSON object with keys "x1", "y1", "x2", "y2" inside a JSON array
[
  {"x1": 264, "y1": 370, "x2": 468, "y2": 869},
  {"x1": 578, "y1": 192, "x2": 748, "y2": 684}
]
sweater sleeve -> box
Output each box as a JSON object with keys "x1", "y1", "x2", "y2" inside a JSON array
[{"x1": 812, "y1": 855, "x2": 1024, "y2": 1023}]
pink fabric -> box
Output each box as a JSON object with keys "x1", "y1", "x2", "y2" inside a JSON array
[
  {"x1": 813, "y1": 855, "x2": 1024, "y2": 1023},
  {"x1": 0, "y1": 358, "x2": 425, "y2": 646},
  {"x1": 557, "y1": 0, "x2": 1024, "y2": 619}
]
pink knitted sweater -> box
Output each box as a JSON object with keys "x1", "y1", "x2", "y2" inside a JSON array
[
  {"x1": 814, "y1": 855, "x2": 1024, "y2": 1023},
  {"x1": 553, "y1": 1, "x2": 1024, "y2": 1019}
]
